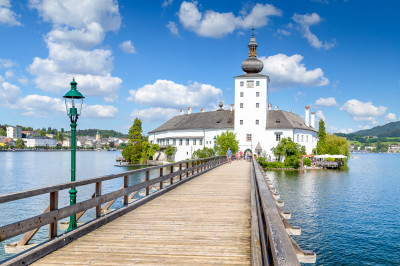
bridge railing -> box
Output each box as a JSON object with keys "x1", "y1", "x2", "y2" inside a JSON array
[
  {"x1": 0, "y1": 156, "x2": 226, "y2": 247},
  {"x1": 251, "y1": 159, "x2": 316, "y2": 265}
]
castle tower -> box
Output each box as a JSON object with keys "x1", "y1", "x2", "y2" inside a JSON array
[{"x1": 234, "y1": 30, "x2": 269, "y2": 152}]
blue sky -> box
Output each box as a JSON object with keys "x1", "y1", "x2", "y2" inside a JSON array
[{"x1": 1, "y1": 0, "x2": 399, "y2": 134}]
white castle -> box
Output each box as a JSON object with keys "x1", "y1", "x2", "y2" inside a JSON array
[{"x1": 149, "y1": 33, "x2": 318, "y2": 161}]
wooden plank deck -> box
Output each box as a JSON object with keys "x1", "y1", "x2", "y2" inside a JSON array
[{"x1": 33, "y1": 160, "x2": 252, "y2": 265}]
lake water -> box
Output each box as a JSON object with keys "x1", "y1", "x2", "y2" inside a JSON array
[
  {"x1": 266, "y1": 153, "x2": 400, "y2": 265},
  {"x1": 0, "y1": 152, "x2": 399, "y2": 264}
]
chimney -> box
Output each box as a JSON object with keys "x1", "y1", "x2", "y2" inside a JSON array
[
  {"x1": 268, "y1": 103, "x2": 272, "y2": 110},
  {"x1": 274, "y1": 105, "x2": 279, "y2": 110},
  {"x1": 230, "y1": 104, "x2": 234, "y2": 111},
  {"x1": 188, "y1": 107, "x2": 192, "y2": 115},
  {"x1": 311, "y1": 112, "x2": 315, "y2": 128},
  {"x1": 201, "y1": 108, "x2": 205, "y2": 113},
  {"x1": 305, "y1": 106, "x2": 310, "y2": 127},
  {"x1": 180, "y1": 109, "x2": 184, "y2": 115}
]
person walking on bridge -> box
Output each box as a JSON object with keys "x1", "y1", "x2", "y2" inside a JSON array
[{"x1": 226, "y1": 148, "x2": 232, "y2": 164}]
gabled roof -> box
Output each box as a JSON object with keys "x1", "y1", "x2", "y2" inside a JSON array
[
  {"x1": 267, "y1": 110, "x2": 318, "y2": 132},
  {"x1": 149, "y1": 110, "x2": 234, "y2": 134}
]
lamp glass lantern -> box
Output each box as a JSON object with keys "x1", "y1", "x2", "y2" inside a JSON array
[{"x1": 63, "y1": 78, "x2": 85, "y2": 123}]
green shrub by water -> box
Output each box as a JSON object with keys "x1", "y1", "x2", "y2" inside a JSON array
[{"x1": 302, "y1": 157, "x2": 312, "y2": 166}]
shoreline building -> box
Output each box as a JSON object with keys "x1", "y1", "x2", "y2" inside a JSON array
[
  {"x1": 6, "y1": 126, "x2": 22, "y2": 140},
  {"x1": 149, "y1": 33, "x2": 318, "y2": 161}
]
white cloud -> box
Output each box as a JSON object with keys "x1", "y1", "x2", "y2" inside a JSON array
[
  {"x1": 0, "y1": 58, "x2": 15, "y2": 68},
  {"x1": 5, "y1": 70, "x2": 13, "y2": 78},
  {"x1": 385, "y1": 113, "x2": 397, "y2": 122},
  {"x1": 260, "y1": 54, "x2": 329, "y2": 89},
  {"x1": 166, "y1": 21, "x2": 179, "y2": 36},
  {"x1": 358, "y1": 125, "x2": 370, "y2": 130},
  {"x1": 28, "y1": 0, "x2": 122, "y2": 102},
  {"x1": 340, "y1": 99, "x2": 387, "y2": 124},
  {"x1": 162, "y1": 0, "x2": 173, "y2": 8},
  {"x1": 15, "y1": 94, "x2": 65, "y2": 116},
  {"x1": 0, "y1": 75, "x2": 21, "y2": 106},
  {"x1": 82, "y1": 104, "x2": 118, "y2": 118},
  {"x1": 315, "y1": 110, "x2": 326, "y2": 121},
  {"x1": 119, "y1": 40, "x2": 136, "y2": 54},
  {"x1": 315, "y1": 97, "x2": 337, "y2": 107},
  {"x1": 128, "y1": 79, "x2": 222, "y2": 109},
  {"x1": 130, "y1": 107, "x2": 179, "y2": 123},
  {"x1": 178, "y1": 1, "x2": 281, "y2": 38},
  {"x1": 0, "y1": 0, "x2": 22, "y2": 26},
  {"x1": 292, "y1": 13, "x2": 335, "y2": 49},
  {"x1": 339, "y1": 128, "x2": 354, "y2": 134},
  {"x1": 276, "y1": 29, "x2": 291, "y2": 36}
]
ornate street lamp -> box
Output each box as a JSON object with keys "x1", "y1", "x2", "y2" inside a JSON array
[{"x1": 63, "y1": 77, "x2": 84, "y2": 231}]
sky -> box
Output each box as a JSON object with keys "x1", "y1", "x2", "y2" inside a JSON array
[{"x1": 1, "y1": 0, "x2": 400, "y2": 135}]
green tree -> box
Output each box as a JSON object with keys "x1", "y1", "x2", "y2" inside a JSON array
[
  {"x1": 118, "y1": 142, "x2": 127, "y2": 149},
  {"x1": 0, "y1": 128, "x2": 5, "y2": 136},
  {"x1": 324, "y1": 134, "x2": 350, "y2": 157},
  {"x1": 215, "y1": 130, "x2": 239, "y2": 155},
  {"x1": 40, "y1": 130, "x2": 46, "y2": 136},
  {"x1": 376, "y1": 142, "x2": 388, "y2": 153},
  {"x1": 271, "y1": 137, "x2": 302, "y2": 162},
  {"x1": 15, "y1": 139, "x2": 25, "y2": 149},
  {"x1": 129, "y1": 118, "x2": 142, "y2": 144},
  {"x1": 317, "y1": 119, "x2": 327, "y2": 154},
  {"x1": 165, "y1": 145, "x2": 177, "y2": 161},
  {"x1": 192, "y1": 147, "x2": 214, "y2": 159},
  {"x1": 145, "y1": 143, "x2": 160, "y2": 160}
]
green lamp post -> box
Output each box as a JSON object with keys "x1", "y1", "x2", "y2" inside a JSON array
[
  {"x1": 213, "y1": 136, "x2": 217, "y2": 156},
  {"x1": 63, "y1": 78, "x2": 85, "y2": 231}
]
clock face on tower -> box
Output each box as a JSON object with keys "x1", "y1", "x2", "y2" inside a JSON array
[{"x1": 247, "y1": 80, "x2": 254, "y2": 88}]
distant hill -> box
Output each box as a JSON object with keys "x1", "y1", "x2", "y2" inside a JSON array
[
  {"x1": 352, "y1": 121, "x2": 400, "y2": 137},
  {"x1": 76, "y1": 129, "x2": 128, "y2": 139}
]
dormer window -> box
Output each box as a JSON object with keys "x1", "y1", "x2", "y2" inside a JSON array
[{"x1": 276, "y1": 120, "x2": 280, "y2": 123}]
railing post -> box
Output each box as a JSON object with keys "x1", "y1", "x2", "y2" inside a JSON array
[
  {"x1": 192, "y1": 161, "x2": 195, "y2": 175},
  {"x1": 123, "y1": 175, "x2": 129, "y2": 206},
  {"x1": 186, "y1": 162, "x2": 189, "y2": 178},
  {"x1": 95, "y1": 181, "x2": 102, "y2": 218},
  {"x1": 160, "y1": 167, "x2": 164, "y2": 189},
  {"x1": 170, "y1": 165, "x2": 174, "y2": 184},
  {"x1": 145, "y1": 170, "x2": 150, "y2": 195},
  {"x1": 179, "y1": 163, "x2": 182, "y2": 180},
  {"x1": 49, "y1": 191, "x2": 58, "y2": 239}
]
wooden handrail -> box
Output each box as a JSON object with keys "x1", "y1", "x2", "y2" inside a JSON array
[
  {"x1": 251, "y1": 159, "x2": 300, "y2": 265},
  {"x1": 0, "y1": 156, "x2": 225, "y2": 243}
]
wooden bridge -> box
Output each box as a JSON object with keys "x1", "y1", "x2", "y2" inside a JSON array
[{"x1": 0, "y1": 157, "x2": 315, "y2": 265}]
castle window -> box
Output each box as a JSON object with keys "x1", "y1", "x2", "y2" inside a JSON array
[
  {"x1": 240, "y1": 92, "x2": 244, "y2": 97},
  {"x1": 256, "y1": 103, "x2": 259, "y2": 108},
  {"x1": 276, "y1": 134, "x2": 281, "y2": 141},
  {"x1": 306, "y1": 135, "x2": 308, "y2": 142},
  {"x1": 247, "y1": 80, "x2": 254, "y2": 88},
  {"x1": 179, "y1": 139, "x2": 182, "y2": 145},
  {"x1": 193, "y1": 139, "x2": 196, "y2": 145},
  {"x1": 256, "y1": 120, "x2": 259, "y2": 125},
  {"x1": 199, "y1": 139, "x2": 203, "y2": 145},
  {"x1": 297, "y1": 135, "x2": 299, "y2": 142},
  {"x1": 240, "y1": 120, "x2": 243, "y2": 125},
  {"x1": 172, "y1": 139, "x2": 176, "y2": 145},
  {"x1": 240, "y1": 81, "x2": 244, "y2": 86},
  {"x1": 246, "y1": 134, "x2": 252, "y2": 142},
  {"x1": 256, "y1": 81, "x2": 260, "y2": 86},
  {"x1": 166, "y1": 139, "x2": 169, "y2": 145},
  {"x1": 256, "y1": 92, "x2": 260, "y2": 97},
  {"x1": 240, "y1": 103, "x2": 243, "y2": 108},
  {"x1": 301, "y1": 135, "x2": 304, "y2": 142},
  {"x1": 186, "y1": 139, "x2": 189, "y2": 145}
]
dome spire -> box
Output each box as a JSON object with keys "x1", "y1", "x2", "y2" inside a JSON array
[{"x1": 241, "y1": 30, "x2": 263, "y2": 74}]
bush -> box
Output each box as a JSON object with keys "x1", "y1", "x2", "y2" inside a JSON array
[
  {"x1": 325, "y1": 157, "x2": 335, "y2": 161},
  {"x1": 257, "y1": 157, "x2": 286, "y2": 169},
  {"x1": 284, "y1": 155, "x2": 300, "y2": 169},
  {"x1": 302, "y1": 158, "x2": 312, "y2": 166}
]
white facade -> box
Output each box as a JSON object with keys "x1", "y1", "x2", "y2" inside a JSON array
[
  {"x1": 7, "y1": 126, "x2": 22, "y2": 139},
  {"x1": 24, "y1": 137, "x2": 57, "y2": 148}
]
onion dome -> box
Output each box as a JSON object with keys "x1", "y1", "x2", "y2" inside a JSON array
[{"x1": 241, "y1": 29, "x2": 264, "y2": 74}]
